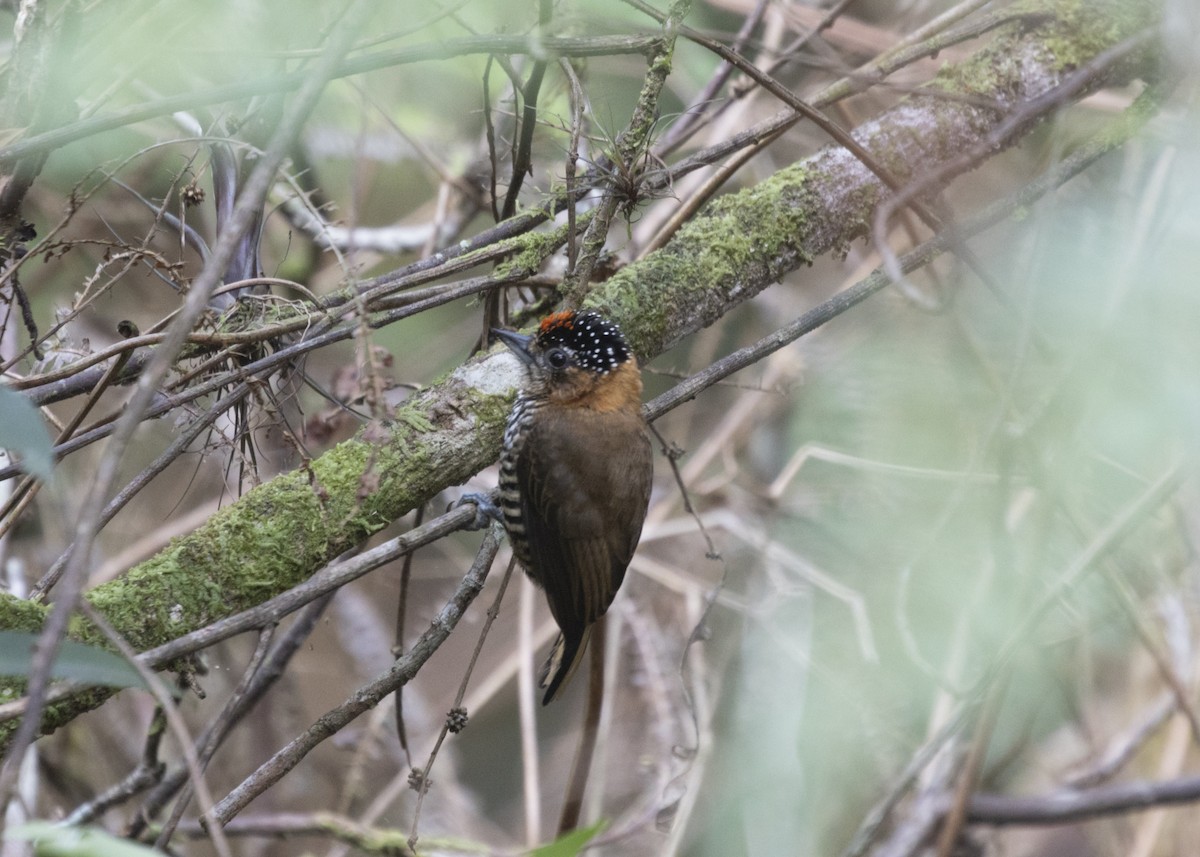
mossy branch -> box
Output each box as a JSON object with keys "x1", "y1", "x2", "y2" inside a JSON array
[{"x1": 0, "y1": 0, "x2": 1158, "y2": 741}]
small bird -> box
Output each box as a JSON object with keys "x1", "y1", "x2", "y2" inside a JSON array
[{"x1": 487, "y1": 310, "x2": 653, "y2": 704}]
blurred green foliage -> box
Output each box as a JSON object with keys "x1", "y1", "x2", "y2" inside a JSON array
[{"x1": 690, "y1": 107, "x2": 1200, "y2": 856}]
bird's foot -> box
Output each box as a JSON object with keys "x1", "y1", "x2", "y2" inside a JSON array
[{"x1": 454, "y1": 491, "x2": 504, "y2": 531}]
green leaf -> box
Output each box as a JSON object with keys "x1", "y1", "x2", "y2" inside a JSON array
[
  {"x1": 8, "y1": 823, "x2": 163, "y2": 857},
  {"x1": 0, "y1": 386, "x2": 54, "y2": 481},
  {"x1": 0, "y1": 632, "x2": 146, "y2": 689},
  {"x1": 526, "y1": 820, "x2": 607, "y2": 857}
]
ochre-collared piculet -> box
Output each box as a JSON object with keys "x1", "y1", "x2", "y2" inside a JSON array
[{"x1": 489, "y1": 310, "x2": 653, "y2": 704}]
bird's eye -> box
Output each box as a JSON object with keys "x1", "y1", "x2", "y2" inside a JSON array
[{"x1": 545, "y1": 348, "x2": 569, "y2": 369}]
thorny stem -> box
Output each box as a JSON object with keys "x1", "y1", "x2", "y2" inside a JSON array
[
  {"x1": 561, "y1": 0, "x2": 692, "y2": 307},
  {"x1": 655, "y1": 0, "x2": 770, "y2": 155}
]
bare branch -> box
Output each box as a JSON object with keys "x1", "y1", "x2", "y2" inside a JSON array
[
  {"x1": 967, "y1": 774, "x2": 1200, "y2": 826},
  {"x1": 210, "y1": 528, "x2": 500, "y2": 825}
]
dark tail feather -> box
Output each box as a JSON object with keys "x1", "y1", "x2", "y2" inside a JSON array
[{"x1": 538, "y1": 626, "x2": 592, "y2": 705}]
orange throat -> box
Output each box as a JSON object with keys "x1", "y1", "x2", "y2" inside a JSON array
[{"x1": 553, "y1": 359, "x2": 644, "y2": 413}]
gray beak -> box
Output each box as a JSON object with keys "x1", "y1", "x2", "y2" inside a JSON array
[{"x1": 491, "y1": 328, "x2": 536, "y2": 365}]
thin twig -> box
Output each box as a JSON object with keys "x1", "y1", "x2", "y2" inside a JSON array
[
  {"x1": 407, "y1": 551, "x2": 514, "y2": 850},
  {"x1": 0, "y1": 4, "x2": 376, "y2": 817},
  {"x1": 1064, "y1": 692, "x2": 1176, "y2": 789},
  {"x1": 934, "y1": 674, "x2": 1009, "y2": 857},
  {"x1": 31, "y1": 382, "x2": 254, "y2": 600},
  {"x1": 839, "y1": 702, "x2": 979, "y2": 857},
  {"x1": 0, "y1": 503, "x2": 487, "y2": 728},
  {"x1": 643, "y1": 99, "x2": 1159, "y2": 424},
  {"x1": 129, "y1": 595, "x2": 333, "y2": 840},
  {"x1": 180, "y1": 811, "x2": 415, "y2": 855},
  {"x1": 499, "y1": 0, "x2": 552, "y2": 221},
  {"x1": 1101, "y1": 568, "x2": 1200, "y2": 747},
  {"x1": 154, "y1": 625, "x2": 278, "y2": 848},
  {"x1": 393, "y1": 505, "x2": 423, "y2": 767},
  {"x1": 561, "y1": 0, "x2": 689, "y2": 306},
  {"x1": 517, "y1": 577, "x2": 541, "y2": 846},
  {"x1": 210, "y1": 529, "x2": 500, "y2": 825},
  {"x1": 0, "y1": 34, "x2": 664, "y2": 168},
  {"x1": 967, "y1": 773, "x2": 1200, "y2": 826},
  {"x1": 74, "y1": 603, "x2": 234, "y2": 857},
  {"x1": 558, "y1": 57, "x2": 586, "y2": 275},
  {"x1": 872, "y1": 30, "x2": 1155, "y2": 293},
  {"x1": 646, "y1": 423, "x2": 718, "y2": 559},
  {"x1": 63, "y1": 707, "x2": 166, "y2": 825},
  {"x1": 656, "y1": 0, "x2": 771, "y2": 154}
]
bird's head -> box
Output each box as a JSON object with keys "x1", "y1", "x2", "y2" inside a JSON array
[{"x1": 493, "y1": 310, "x2": 641, "y2": 409}]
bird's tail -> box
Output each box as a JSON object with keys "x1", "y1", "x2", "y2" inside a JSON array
[{"x1": 538, "y1": 626, "x2": 592, "y2": 705}]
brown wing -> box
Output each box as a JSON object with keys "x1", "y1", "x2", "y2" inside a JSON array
[{"x1": 515, "y1": 407, "x2": 652, "y2": 639}]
